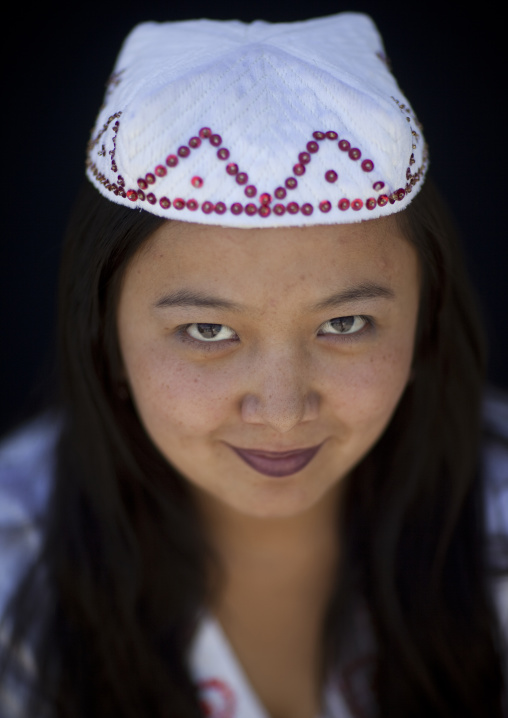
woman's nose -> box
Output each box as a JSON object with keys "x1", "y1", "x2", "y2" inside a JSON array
[{"x1": 240, "y1": 349, "x2": 319, "y2": 433}]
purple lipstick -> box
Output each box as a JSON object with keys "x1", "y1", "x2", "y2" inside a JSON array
[{"x1": 231, "y1": 444, "x2": 323, "y2": 477}]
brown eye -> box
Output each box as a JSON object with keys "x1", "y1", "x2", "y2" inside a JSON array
[
  {"x1": 186, "y1": 323, "x2": 237, "y2": 341},
  {"x1": 320, "y1": 316, "x2": 368, "y2": 335}
]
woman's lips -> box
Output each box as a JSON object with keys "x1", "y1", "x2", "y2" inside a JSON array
[{"x1": 230, "y1": 444, "x2": 323, "y2": 477}]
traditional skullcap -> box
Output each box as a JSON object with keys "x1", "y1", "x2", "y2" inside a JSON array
[{"x1": 86, "y1": 13, "x2": 428, "y2": 227}]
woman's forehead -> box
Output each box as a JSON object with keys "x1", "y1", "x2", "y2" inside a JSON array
[{"x1": 124, "y1": 216, "x2": 419, "y2": 309}]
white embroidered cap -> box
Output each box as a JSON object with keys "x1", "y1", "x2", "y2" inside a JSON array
[{"x1": 86, "y1": 13, "x2": 428, "y2": 227}]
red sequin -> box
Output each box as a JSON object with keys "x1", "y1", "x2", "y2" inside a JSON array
[
  {"x1": 338, "y1": 140, "x2": 350, "y2": 151},
  {"x1": 395, "y1": 188, "x2": 406, "y2": 201},
  {"x1": 210, "y1": 134, "x2": 222, "y2": 147},
  {"x1": 245, "y1": 204, "x2": 258, "y2": 216},
  {"x1": 217, "y1": 148, "x2": 230, "y2": 160},
  {"x1": 137, "y1": 178, "x2": 148, "y2": 190},
  {"x1": 306, "y1": 141, "x2": 319, "y2": 153},
  {"x1": 236, "y1": 172, "x2": 248, "y2": 185},
  {"x1": 137, "y1": 190, "x2": 145, "y2": 201},
  {"x1": 285, "y1": 177, "x2": 297, "y2": 190},
  {"x1": 301, "y1": 203, "x2": 314, "y2": 216},
  {"x1": 326, "y1": 131, "x2": 338, "y2": 140},
  {"x1": 273, "y1": 204, "x2": 286, "y2": 215},
  {"x1": 260, "y1": 193, "x2": 272, "y2": 205},
  {"x1": 287, "y1": 202, "x2": 300, "y2": 214},
  {"x1": 325, "y1": 170, "x2": 338, "y2": 183},
  {"x1": 231, "y1": 203, "x2": 243, "y2": 215},
  {"x1": 338, "y1": 199, "x2": 350, "y2": 211},
  {"x1": 173, "y1": 198, "x2": 185, "y2": 210},
  {"x1": 312, "y1": 131, "x2": 325, "y2": 140},
  {"x1": 349, "y1": 148, "x2": 361, "y2": 161},
  {"x1": 187, "y1": 199, "x2": 198, "y2": 211},
  {"x1": 372, "y1": 181, "x2": 385, "y2": 191},
  {"x1": 245, "y1": 185, "x2": 257, "y2": 198},
  {"x1": 361, "y1": 159, "x2": 374, "y2": 172},
  {"x1": 199, "y1": 127, "x2": 211, "y2": 139},
  {"x1": 319, "y1": 201, "x2": 331, "y2": 213},
  {"x1": 201, "y1": 201, "x2": 214, "y2": 214},
  {"x1": 127, "y1": 190, "x2": 138, "y2": 202},
  {"x1": 298, "y1": 152, "x2": 311, "y2": 164},
  {"x1": 166, "y1": 155, "x2": 178, "y2": 167},
  {"x1": 274, "y1": 187, "x2": 287, "y2": 199},
  {"x1": 259, "y1": 205, "x2": 271, "y2": 217},
  {"x1": 226, "y1": 163, "x2": 238, "y2": 175},
  {"x1": 147, "y1": 193, "x2": 156, "y2": 205},
  {"x1": 178, "y1": 146, "x2": 190, "y2": 158},
  {"x1": 145, "y1": 173, "x2": 155, "y2": 184},
  {"x1": 189, "y1": 136, "x2": 201, "y2": 148},
  {"x1": 214, "y1": 202, "x2": 226, "y2": 214},
  {"x1": 159, "y1": 197, "x2": 171, "y2": 209},
  {"x1": 191, "y1": 176, "x2": 203, "y2": 188},
  {"x1": 293, "y1": 164, "x2": 306, "y2": 176},
  {"x1": 155, "y1": 165, "x2": 167, "y2": 177},
  {"x1": 377, "y1": 195, "x2": 389, "y2": 206},
  {"x1": 366, "y1": 198, "x2": 376, "y2": 210},
  {"x1": 351, "y1": 199, "x2": 363, "y2": 210}
]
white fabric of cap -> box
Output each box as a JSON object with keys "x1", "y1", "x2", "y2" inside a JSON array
[{"x1": 86, "y1": 13, "x2": 428, "y2": 227}]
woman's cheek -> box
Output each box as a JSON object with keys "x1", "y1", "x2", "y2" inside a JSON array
[
  {"x1": 127, "y1": 343, "x2": 239, "y2": 435},
  {"x1": 323, "y1": 342, "x2": 413, "y2": 425}
]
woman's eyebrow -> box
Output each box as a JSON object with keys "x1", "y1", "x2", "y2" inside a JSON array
[
  {"x1": 154, "y1": 289, "x2": 243, "y2": 312},
  {"x1": 154, "y1": 282, "x2": 395, "y2": 313},
  {"x1": 310, "y1": 282, "x2": 395, "y2": 311}
]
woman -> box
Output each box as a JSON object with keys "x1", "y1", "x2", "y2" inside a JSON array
[{"x1": 0, "y1": 13, "x2": 507, "y2": 718}]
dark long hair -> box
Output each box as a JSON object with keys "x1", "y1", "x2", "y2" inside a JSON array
[{"x1": 1, "y1": 178, "x2": 505, "y2": 717}]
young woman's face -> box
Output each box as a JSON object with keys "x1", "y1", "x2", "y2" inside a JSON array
[{"x1": 117, "y1": 217, "x2": 420, "y2": 519}]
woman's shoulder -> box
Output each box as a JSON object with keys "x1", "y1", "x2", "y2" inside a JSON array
[
  {"x1": 0, "y1": 414, "x2": 59, "y2": 611},
  {"x1": 481, "y1": 386, "x2": 508, "y2": 539}
]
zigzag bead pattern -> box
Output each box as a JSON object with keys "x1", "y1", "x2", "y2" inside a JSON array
[{"x1": 86, "y1": 102, "x2": 427, "y2": 218}]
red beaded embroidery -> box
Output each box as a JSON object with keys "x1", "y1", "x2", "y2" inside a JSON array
[{"x1": 88, "y1": 116, "x2": 426, "y2": 219}]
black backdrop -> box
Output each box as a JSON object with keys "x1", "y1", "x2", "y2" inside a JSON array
[{"x1": 1, "y1": 1, "x2": 506, "y2": 434}]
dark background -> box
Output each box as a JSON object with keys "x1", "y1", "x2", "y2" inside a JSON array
[{"x1": 1, "y1": 1, "x2": 506, "y2": 434}]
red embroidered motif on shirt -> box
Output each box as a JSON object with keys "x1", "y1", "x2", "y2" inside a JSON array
[{"x1": 198, "y1": 678, "x2": 236, "y2": 718}]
